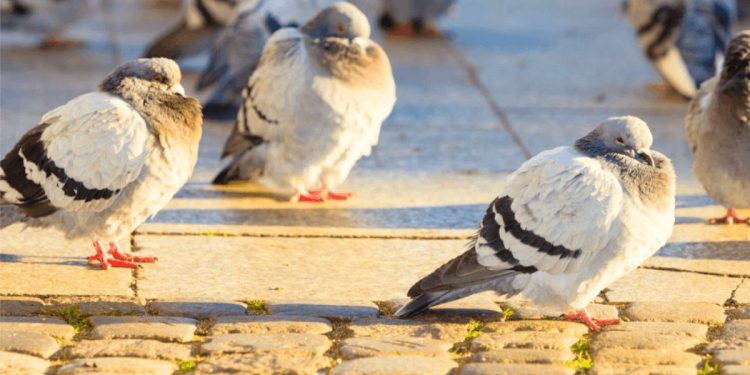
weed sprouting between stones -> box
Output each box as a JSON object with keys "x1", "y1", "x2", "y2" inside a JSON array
[
  {"x1": 449, "y1": 320, "x2": 485, "y2": 354},
  {"x1": 41, "y1": 304, "x2": 91, "y2": 337},
  {"x1": 565, "y1": 336, "x2": 593, "y2": 374},
  {"x1": 324, "y1": 319, "x2": 354, "y2": 369},
  {"x1": 500, "y1": 306, "x2": 514, "y2": 321},
  {"x1": 245, "y1": 300, "x2": 269, "y2": 315},
  {"x1": 178, "y1": 359, "x2": 197, "y2": 373},
  {"x1": 698, "y1": 356, "x2": 720, "y2": 375}
]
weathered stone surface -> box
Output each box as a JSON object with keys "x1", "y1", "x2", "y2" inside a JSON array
[
  {"x1": 735, "y1": 281, "x2": 750, "y2": 304},
  {"x1": 624, "y1": 302, "x2": 725, "y2": 324},
  {"x1": 461, "y1": 363, "x2": 574, "y2": 375},
  {"x1": 601, "y1": 321, "x2": 708, "y2": 340},
  {"x1": 590, "y1": 365, "x2": 697, "y2": 375},
  {"x1": 57, "y1": 357, "x2": 177, "y2": 375},
  {"x1": 471, "y1": 331, "x2": 579, "y2": 352},
  {"x1": 194, "y1": 352, "x2": 329, "y2": 374},
  {"x1": 0, "y1": 297, "x2": 44, "y2": 316},
  {"x1": 350, "y1": 318, "x2": 467, "y2": 342},
  {"x1": 723, "y1": 365, "x2": 750, "y2": 375},
  {"x1": 340, "y1": 336, "x2": 452, "y2": 359},
  {"x1": 592, "y1": 348, "x2": 701, "y2": 367},
  {"x1": 201, "y1": 333, "x2": 330, "y2": 355},
  {"x1": 708, "y1": 320, "x2": 750, "y2": 350},
  {"x1": 61, "y1": 339, "x2": 191, "y2": 360},
  {"x1": 0, "y1": 331, "x2": 59, "y2": 358},
  {"x1": 0, "y1": 316, "x2": 74, "y2": 340},
  {"x1": 607, "y1": 269, "x2": 741, "y2": 304},
  {"x1": 738, "y1": 306, "x2": 750, "y2": 319},
  {"x1": 147, "y1": 300, "x2": 247, "y2": 319},
  {"x1": 47, "y1": 297, "x2": 146, "y2": 316},
  {"x1": 89, "y1": 316, "x2": 197, "y2": 342},
  {"x1": 714, "y1": 349, "x2": 750, "y2": 365},
  {"x1": 470, "y1": 348, "x2": 574, "y2": 364},
  {"x1": 381, "y1": 293, "x2": 503, "y2": 320},
  {"x1": 483, "y1": 320, "x2": 588, "y2": 336},
  {"x1": 0, "y1": 351, "x2": 49, "y2": 374},
  {"x1": 590, "y1": 331, "x2": 703, "y2": 353},
  {"x1": 211, "y1": 314, "x2": 332, "y2": 335},
  {"x1": 330, "y1": 356, "x2": 457, "y2": 375},
  {"x1": 266, "y1": 300, "x2": 379, "y2": 319},
  {"x1": 500, "y1": 300, "x2": 618, "y2": 321}
]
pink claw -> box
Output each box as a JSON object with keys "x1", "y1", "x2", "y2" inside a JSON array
[
  {"x1": 87, "y1": 241, "x2": 156, "y2": 270},
  {"x1": 564, "y1": 309, "x2": 620, "y2": 331},
  {"x1": 708, "y1": 209, "x2": 748, "y2": 225},
  {"x1": 108, "y1": 242, "x2": 157, "y2": 263}
]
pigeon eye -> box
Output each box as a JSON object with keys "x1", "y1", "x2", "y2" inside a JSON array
[
  {"x1": 616, "y1": 137, "x2": 625, "y2": 144},
  {"x1": 337, "y1": 24, "x2": 345, "y2": 33}
]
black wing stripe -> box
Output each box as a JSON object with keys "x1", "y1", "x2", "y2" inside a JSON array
[
  {"x1": 494, "y1": 195, "x2": 582, "y2": 259},
  {"x1": 638, "y1": 4, "x2": 686, "y2": 59},
  {"x1": 246, "y1": 85, "x2": 279, "y2": 125},
  {"x1": 478, "y1": 201, "x2": 537, "y2": 274}
]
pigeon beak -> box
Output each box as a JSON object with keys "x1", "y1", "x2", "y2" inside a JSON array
[
  {"x1": 636, "y1": 148, "x2": 655, "y2": 167},
  {"x1": 170, "y1": 84, "x2": 185, "y2": 96}
]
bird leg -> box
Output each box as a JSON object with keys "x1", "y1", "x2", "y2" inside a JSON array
[
  {"x1": 107, "y1": 242, "x2": 157, "y2": 263},
  {"x1": 708, "y1": 209, "x2": 748, "y2": 225},
  {"x1": 39, "y1": 36, "x2": 85, "y2": 49},
  {"x1": 388, "y1": 23, "x2": 415, "y2": 37},
  {"x1": 87, "y1": 241, "x2": 139, "y2": 270},
  {"x1": 292, "y1": 189, "x2": 323, "y2": 203},
  {"x1": 564, "y1": 309, "x2": 620, "y2": 331},
  {"x1": 311, "y1": 181, "x2": 353, "y2": 201}
]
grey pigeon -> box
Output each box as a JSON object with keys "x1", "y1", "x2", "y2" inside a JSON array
[
  {"x1": 213, "y1": 2, "x2": 396, "y2": 202},
  {"x1": 197, "y1": 0, "x2": 340, "y2": 120},
  {"x1": 395, "y1": 117, "x2": 676, "y2": 331},
  {"x1": 378, "y1": 0, "x2": 456, "y2": 37},
  {"x1": 0, "y1": 58, "x2": 203, "y2": 269},
  {"x1": 0, "y1": 0, "x2": 91, "y2": 48},
  {"x1": 143, "y1": 0, "x2": 241, "y2": 59},
  {"x1": 686, "y1": 31, "x2": 750, "y2": 224},
  {"x1": 624, "y1": 0, "x2": 736, "y2": 98}
]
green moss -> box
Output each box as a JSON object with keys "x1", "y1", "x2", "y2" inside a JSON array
[
  {"x1": 42, "y1": 305, "x2": 91, "y2": 336},
  {"x1": 245, "y1": 300, "x2": 268, "y2": 315},
  {"x1": 565, "y1": 337, "x2": 593, "y2": 373},
  {"x1": 697, "y1": 356, "x2": 719, "y2": 375}
]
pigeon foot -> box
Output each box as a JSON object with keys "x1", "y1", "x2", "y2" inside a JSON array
[
  {"x1": 389, "y1": 23, "x2": 415, "y2": 37},
  {"x1": 708, "y1": 209, "x2": 748, "y2": 225},
  {"x1": 87, "y1": 241, "x2": 139, "y2": 270},
  {"x1": 564, "y1": 309, "x2": 620, "y2": 331},
  {"x1": 107, "y1": 242, "x2": 157, "y2": 263},
  {"x1": 324, "y1": 190, "x2": 353, "y2": 200},
  {"x1": 293, "y1": 190, "x2": 324, "y2": 203}
]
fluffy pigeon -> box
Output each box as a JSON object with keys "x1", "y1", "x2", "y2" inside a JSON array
[
  {"x1": 197, "y1": 0, "x2": 340, "y2": 120},
  {"x1": 143, "y1": 0, "x2": 241, "y2": 59},
  {"x1": 213, "y1": 2, "x2": 395, "y2": 202},
  {"x1": 378, "y1": 0, "x2": 456, "y2": 37},
  {"x1": 395, "y1": 117, "x2": 676, "y2": 331},
  {"x1": 686, "y1": 31, "x2": 750, "y2": 224},
  {"x1": 0, "y1": 0, "x2": 91, "y2": 48},
  {"x1": 624, "y1": 0, "x2": 736, "y2": 98},
  {"x1": 0, "y1": 58, "x2": 203, "y2": 269}
]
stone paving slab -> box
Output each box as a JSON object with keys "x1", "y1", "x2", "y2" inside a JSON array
[
  {"x1": 194, "y1": 352, "x2": 330, "y2": 374},
  {"x1": 0, "y1": 316, "x2": 74, "y2": 340},
  {"x1": 210, "y1": 315, "x2": 332, "y2": 335},
  {"x1": 601, "y1": 322, "x2": 708, "y2": 340},
  {"x1": 57, "y1": 357, "x2": 177, "y2": 375},
  {"x1": 460, "y1": 363, "x2": 574, "y2": 375},
  {"x1": 499, "y1": 300, "x2": 618, "y2": 321},
  {"x1": 592, "y1": 347, "x2": 702, "y2": 367},
  {"x1": 200, "y1": 333, "x2": 330, "y2": 355},
  {"x1": 59, "y1": 339, "x2": 191, "y2": 361},
  {"x1": 339, "y1": 336, "x2": 452, "y2": 359},
  {"x1": 146, "y1": 300, "x2": 247, "y2": 319},
  {"x1": 471, "y1": 331, "x2": 580, "y2": 352},
  {"x1": 89, "y1": 316, "x2": 197, "y2": 342},
  {"x1": 0, "y1": 351, "x2": 50, "y2": 374},
  {"x1": 265, "y1": 300, "x2": 380, "y2": 320},
  {"x1": 623, "y1": 302, "x2": 726, "y2": 325},
  {"x1": 469, "y1": 348, "x2": 574, "y2": 364},
  {"x1": 482, "y1": 320, "x2": 589, "y2": 337},
  {"x1": 590, "y1": 330, "x2": 703, "y2": 353},
  {"x1": 46, "y1": 297, "x2": 146, "y2": 316},
  {"x1": 708, "y1": 319, "x2": 750, "y2": 350},
  {"x1": 736, "y1": 281, "x2": 750, "y2": 304},
  {"x1": 723, "y1": 365, "x2": 750, "y2": 375},
  {"x1": 606, "y1": 269, "x2": 742, "y2": 304},
  {"x1": 0, "y1": 297, "x2": 44, "y2": 316},
  {"x1": 349, "y1": 318, "x2": 467, "y2": 342},
  {"x1": 330, "y1": 355, "x2": 457, "y2": 375},
  {"x1": 0, "y1": 330, "x2": 59, "y2": 358},
  {"x1": 589, "y1": 365, "x2": 697, "y2": 375},
  {"x1": 714, "y1": 349, "x2": 750, "y2": 366}
]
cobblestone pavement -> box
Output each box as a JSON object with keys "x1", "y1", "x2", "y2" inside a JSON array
[{"x1": 1, "y1": 0, "x2": 750, "y2": 374}]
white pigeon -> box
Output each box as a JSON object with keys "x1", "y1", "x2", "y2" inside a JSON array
[
  {"x1": 197, "y1": 0, "x2": 341, "y2": 120},
  {"x1": 213, "y1": 2, "x2": 396, "y2": 202},
  {"x1": 0, "y1": 58, "x2": 203, "y2": 270},
  {"x1": 378, "y1": 0, "x2": 456, "y2": 37},
  {"x1": 143, "y1": 0, "x2": 241, "y2": 59},
  {"x1": 0, "y1": 0, "x2": 91, "y2": 48},
  {"x1": 686, "y1": 31, "x2": 750, "y2": 224},
  {"x1": 395, "y1": 117, "x2": 676, "y2": 331},
  {"x1": 624, "y1": 0, "x2": 736, "y2": 98}
]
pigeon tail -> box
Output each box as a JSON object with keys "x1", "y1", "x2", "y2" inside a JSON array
[
  {"x1": 394, "y1": 291, "x2": 451, "y2": 318},
  {"x1": 213, "y1": 145, "x2": 267, "y2": 185}
]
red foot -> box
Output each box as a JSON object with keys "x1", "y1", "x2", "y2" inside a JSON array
[
  {"x1": 107, "y1": 242, "x2": 157, "y2": 263},
  {"x1": 325, "y1": 191, "x2": 353, "y2": 200},
  {"x1": 422, "y1": 25, "x2": 442, "y2": 38},
  {"x1": 293, "y1": 190, "x2": 323, "y2": 203},
  {"x1": 39, "y1": 37, "x2": 84, "y2": 49},
  {"x1": 86, "y1": 241, "x2": 157, "y2": 270},
  {"x1": 708, "y1": 209, "x2": 748, "y2": 225},
  {"x1": 389, "y1": 23, "x2": 414, "y2": 37},
  {"x1": 564, "y1": 309, "x2": 620, "y2": 331}
]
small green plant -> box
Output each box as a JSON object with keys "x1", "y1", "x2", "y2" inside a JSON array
[
  {"x1": 246, "y1": 300, "x2": 268, "y2": 315},
  {"x1": 42, "y1": 305, "x2": 91, "y2": 335},
  {"x1": 565, "y1": 337, "x2": 593, "y2": 373},
  {"x1": 501, "y1": 306, "x2": 515, "y2": 321},
  {"x1": 449, "y1": 320, "x2": 485, "y2": 354},
  {"x1": 697, "y1": 356, "x2": 719, "y2": 375},
  {"x1": 178, "y1": 359, "x2": 197, "y2": 373}
]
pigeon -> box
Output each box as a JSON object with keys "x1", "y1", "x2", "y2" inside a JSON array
[
  {"x1": 395, "y1": 117, "x2": 676, "y2": 331},
  {"x1": 197, "y1": 0, "x2": 340, "y2": 120},
  {"x1": 143, "y1": 0, "x2": 241, "y2": 59},
  {"x1": 213, "y1": 2, "x2": 396, "y2": 202},
  {"x1": 685, "y1": 31, "x2": 750, "y2": 224},
  {"x1": 624, "y1": 0, "x2": 736, "y2": 98},
  {"x1": 378, "y1": 0, "x2": 456, "y2": 37},
  {"x1": 0, "y1": 0, "x2": 91, "y2": 48},
  {"x1": 0, "y1": 58, "x2": 203, "y2": 269}
]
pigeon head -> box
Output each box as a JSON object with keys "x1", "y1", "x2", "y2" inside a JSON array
[
  {"x1": 575, "y1": 116, "x2": 655, "y2": 167},
  {"x1": 99, "y1": 58, "x2": 185, "y2": 97},
  {"x1": 301, "y1": 2, "x2": 371, "y2": 40},
  {"x1": 720, "y1": 31, "x2": 750, "y2": 96}
]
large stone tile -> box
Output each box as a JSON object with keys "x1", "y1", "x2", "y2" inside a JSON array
[
  {"x1": 135, "y1": 235, "x2": 468, "y2": 300},
  {"x1": 623, "y1": 302, "x2": 726, "y2": 325},
  {"x1": 647, "y1": 241, "x2": 750, "y2": 278},
  {"x1": 200, "y1": 333, "x2": 330, "y2": 355},
  {"x1": 606, "y1": 269, "x2": 742, "y2": 304},
  {"x1": 194, "y1": 352, "x2": 329, "y2": 374}
]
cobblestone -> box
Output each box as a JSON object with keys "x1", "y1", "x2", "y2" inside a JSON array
[
  {"x1": 0, "y1": 331, "x2": 59, "y2": 358},
  {"x1": 89, "y1": 316, "x2": 197, "y2": 342},
  {"x1": 194, "y1": 352, "x2": 330, "y2": 374},
  {"x1": 330, "y1": 356, "x2": 457, "y2": 375},
  {"x1": 471, "y1": 331, "x2": 580, "y2": 352},
  {"x1": 469, "y1": 348, "x2": 574, "y2": 364},
  {"x1": 147, "y1": 300, "x2": 247, "y2": 319},
  {"x1": 210, "y1": 314, "x2": 332, "y2": 335},
  {"x1": 46, "y1": 297, "x2": 146, "y2": 316},
  {"x1": 500, "y1": 300, "x2": 618, "y2": 321},
  {"x1": 723, "y1": 365, "x2": 750, "y2": 375},
  {"x1": 713, "y1": 349, "x2": 750, "y2": 366},
  {"x1": 590, "y1": 365, "x2": 697, "y2": 375},
  {"x1": 460, "y1": 363, "x2": 574, "y2": 375},
  {"x1": 591, "y1": 347, "x2": 702, "y2": 367},
  {"x1": 265, "y1": 300, "x2": 379, "y2": 319},
  {"x1": 350, "y1": 318, "x2": 467, "y2": 342},
  {"x1": 0, "y1": 351, "x2": 50, "y2": 374},
  {"x1": 0, "y1": 316, "x2": 74, "y2": 340},
  {"x1": 590, "y1": 330, "x2": 703, "y2": 353},
  {"x1": 738, "y1": 306, "x2": 750, "y2": 319},
  {"x1": 57, "y1": 357, "x2": 177, "y2": 375},
  {"x1": 0, "y1": 297, "x2": 44, "y2": 316},
  {"x1": 624, "y1": 302, "x2": 725, "y2": 324},
  {"x1": 600, "y1": 321, "x2": 708, "y2": 339},
  {"x1": 340, "y1": 336, "x2": 452, "y2": 359},
  {"x1": 60, "y1": 339, "x2": 192, "y2": 360},
  {"x1": 708, "y1": 319, "x2": 750, "y2": 350},
  {"x1": 606, "y1": 269, "x2": 741, "y2": 304},
  {"x1": 200, "y1": 333, "x2": 330, "y2": 355},
  {"x1": 482, "y1": 320, "x2": 589, "y2": 336}
]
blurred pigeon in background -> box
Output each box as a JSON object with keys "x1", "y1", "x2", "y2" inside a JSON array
[
  {"x1": 0, "y1": 0, "x2": 91, "y2": 48},
  {"x1": 395, "y1": 117, "x2": 676, "y2": 331},
  {"x1": 0, "y1": 58, "x2": 203, "y2": 269},
  {"x1": 213, "y1": 2, "x2": 396, "y2": 202},
  {"x1": 686, "y1": 31, "x2": 750, "y2": 224},
  {"x1": 197, "y1": 0, "x2": 341, "y2": 120},
  {"x1": 143, "y1": 0, "x2": 241, "y2": 59},
  {"x1": 378, "y1": 0, "x2": 456, "y2": 37},
  {"x1": 624, "y1": 0, "x2": 736, "y2": 98}
]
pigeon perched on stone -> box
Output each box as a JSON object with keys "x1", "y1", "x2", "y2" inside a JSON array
[
  {"x1": 624, "y1": 0, "x2": 736, "y2": 98},
  {"x1": 395, "y1": 117, "x2": 676, "y2": 331},
  {"x1": 143, "y1": 0, "x2": 241, "y2": 59},
  {"x1": 378, "y1": 0, "x2": 456, "y2": 37},
  {"x1": 0, "y1": 0, "x2": 91, "y2": 48},
  {"x1": 0, "y1": 58, "x2": 203, "y2": 269},
  {"x1": 686, "y1": 32, "x2": 750, "y2": 224},
  {"x1": 197, "y1": 0, "x2": 340, "y2": 120},
  {"x1": 213, "y1": 2, "x2": 395, "y2": 202}
]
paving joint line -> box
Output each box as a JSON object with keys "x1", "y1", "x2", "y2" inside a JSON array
[
  {"x1": 441, "y1": 39, "x2": 533, "y2": 160},
  {"x1": 726, "y1": 277, "x2": 746, "y2": 307},
  {"x1": 640, "y1": 265, "x2": 748, "y2": 279},
  {"x1": 134, "y1": 230, "x2": 472, "y2": 241}
]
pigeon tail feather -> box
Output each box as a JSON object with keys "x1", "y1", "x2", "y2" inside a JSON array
[{"x1": 394, "y1": 291, "x2": 450, "y2": 318}]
